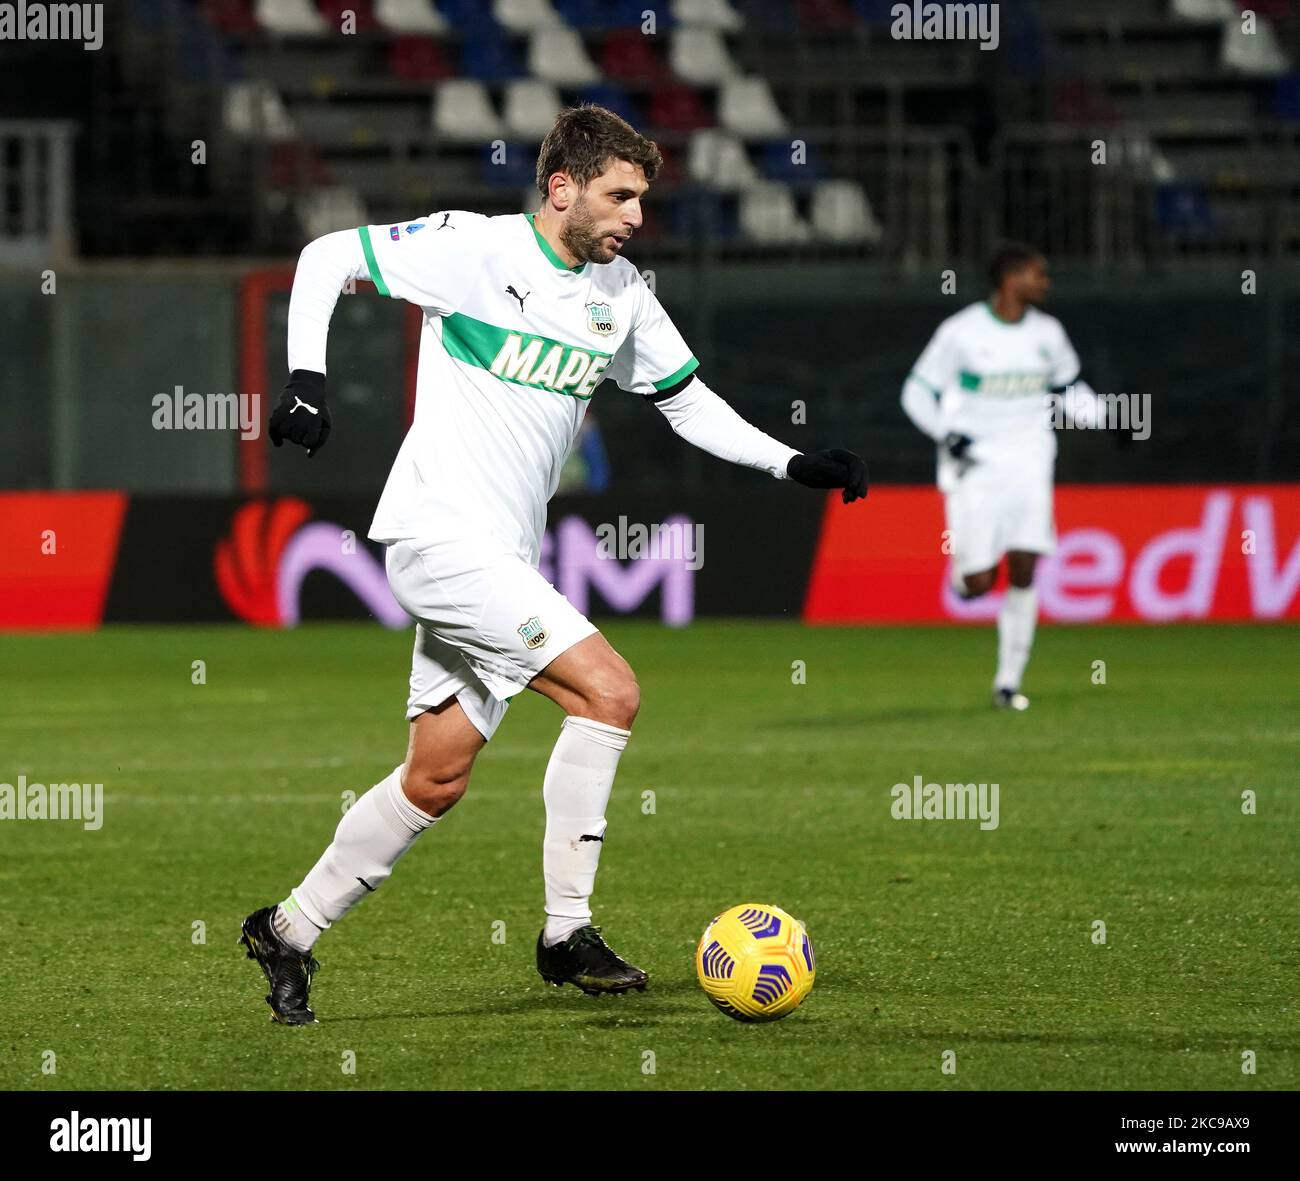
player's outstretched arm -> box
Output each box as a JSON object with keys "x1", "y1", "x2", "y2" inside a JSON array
[
  {"x1": 271, "y1": 230, "x2": 371, "y2": 456},
  {"x1": 651, "y1": 375, "x2": 867, "y2": 504}
]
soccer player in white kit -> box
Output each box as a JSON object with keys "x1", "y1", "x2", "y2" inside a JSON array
[
  {"x1": 239, "y1": 106, "x2": 868, "y2": 1024},
  {"x1": 901, "y1": 243, "x2": 1100, "y2": 711}
]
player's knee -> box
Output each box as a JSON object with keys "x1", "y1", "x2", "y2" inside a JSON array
[
  {"x1": 401, "y1": 763, "x2": 471, "y2": 817},
  {"x1": 965, "y1": 570, "x2": 996, "y2": 598},
  {"x1": 579, "y1": 671, "x2": 640, "y2": 730}
]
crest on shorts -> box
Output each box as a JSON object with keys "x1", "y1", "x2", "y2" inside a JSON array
[
  {"x1": 518, "y1": 615, "x2": 548, "y2": 649},
  {"x1": 586, "y1": 302, "x2": 616, "y2": 336}
]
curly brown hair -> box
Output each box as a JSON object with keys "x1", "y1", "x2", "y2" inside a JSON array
[{"x1": 534, "y1": 104, "x2": 663, "y2": 199}]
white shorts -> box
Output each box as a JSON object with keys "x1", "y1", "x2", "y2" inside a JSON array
[
  {"x1": 385, "y1": 536, "x2": 598, "y2": 741},
  {"x1": 944, "y1": 458, "x2": 1056, "y2": 577}
]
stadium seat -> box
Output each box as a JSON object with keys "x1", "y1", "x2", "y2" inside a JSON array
[
  {"x1": 202, "y1": 0, "x2": 260, "y2": 34},
  {"x1": 504, "y1": 80, "x2": 565, "y2": 138},
  {"x1": 1221, "y1": 16, "x2": 1289, "y2": 77},
  {"x1": 528, "y1": 27, "x2": 602, "y2": 84},
  {"x1": 375, "y1": 0, "x2": 449, "y2": 33},
  {"x1": 737, "y1": 0, "x2": 794, "y2": 29},
  {"x1": 224, "y1": 80, "x2": 297, "y2": 140},
  {"x1": 494, "y1": 0, "x2": 564, "y2": 33},
  {"x1": 318, "y1": 0, "x2": 377, "y2": 30},
  {"x1": 1271, "y1": 72, "x2": 1300, "y2": 119},
  {"x1": 739, "y1": 182, "x2": 811, "y2": 242},
  {"x1": 670, "y1": 0, "x2": 744, "y2": 32},
  {"x1": 718, "y1": 77, "x2": 787, "y2": 138},
  {"x1": 669, "y1": 190, "x2": 739, "y2": 239},
  {"x1": 254, "y1": 0, "x2": 328, "y2": 34},
  {"x1": 388, "y1": 35, "x2": 454, "y2": 81},
  {"x1": 575, "y1": 83, "x2": 640, "y2": 123},
  {"x1": 432, "y1": 80, "x2": 506, "y2": 140},
  {"x1": 461, "y1": 33, "x2": 523, "y2": 81},
  {"x1": 601, "y1": 29, "x2": 670, "y2": 81},
  {"x1": 647, "y1": 83, "x2": 713, "y2": 130},
  {"x1": 553, "y1": 0, "x2": 608, "y2": 28},
  {"x1": 759, "y1": 139, "x2": 826, "y2": 181},
  {"x1": 687, "y1": 128, "x2": 758, "y2": 189},
  {"x1": 439, "y1": 0, "x2": 501, "y2": 29},
  {"x1": 669, "y1": 27, "x2": 740, "y2": 84},
  {"x1": 297, "y1": 185, "x2": 369, "y2": 241},
  {"x1": 482, "y1": 142, "x2": 539, "y2": 186},
  {"x1": 810, "y1": 179, "x2": 882, "y2": 243},
  {"x1": 797, "y1": 0, "x2": 856, "y2": 28},
  {"x1": 1155, "y1": 182, "x2": 1220, "y2": 238},
  {"x1": 270, "y1": 142, "x2": 331, "y2": 188},
  {"x1": 608, "y1": 0, "x2": 668, "y2": 28},
  {"x1": 1171, "y1": 0, "x2": 1236, "y2": 19},
  {"x1": 852, "y1": 0, "x2": 895, "y2": 23}
]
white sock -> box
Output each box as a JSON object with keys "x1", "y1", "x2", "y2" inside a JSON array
[
  {"x1": 995, "y1": 585, "x2": 1038, "y2": 692},
  {"x1": 278, "y1": 766, "x2": 436, "y2": 952},
  {"x1": 541, "y1": 716, "x2": 631, "y2": 947}
]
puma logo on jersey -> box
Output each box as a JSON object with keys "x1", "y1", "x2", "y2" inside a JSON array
[
  {"x1": 506, "y1": 285, "x2": 530, "y2": 313},
  {"x1": 292, "y1": 396, "x2": 319, "y2": 415}
]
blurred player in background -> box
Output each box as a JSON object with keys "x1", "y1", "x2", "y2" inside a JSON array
[
  {"x1": 901, "y1": 243, "x2": 1102, "y2": 710},
  {"x1": 238, "y1": 105, "x2": 868, "y2": 1025}
]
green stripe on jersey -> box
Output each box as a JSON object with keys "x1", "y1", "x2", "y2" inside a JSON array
[
  {"x1": 653, "y1": 356, "x2": 699, "y2": 391},
  {"x1": 959, "y1": 370, "x2": 981, "y2": 390},
  {"x1": 909, "y1": 370, "x2": 941, "y2": 396},
  {"x1": 441, "y1": 311, "x2": 615, "y2": 400},
  {"x1": 357, "y1": 226, "x2": 390, "y2": 297}
]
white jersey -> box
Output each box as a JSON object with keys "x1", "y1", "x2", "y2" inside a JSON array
[
  {"x1": 359, "y1": 211, "x2": 698, "y2": 563},
  {"x1": 909, "y1": 301, "x2": 1080, "y2": 472}
]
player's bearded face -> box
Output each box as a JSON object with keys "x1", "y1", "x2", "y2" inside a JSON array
[{"x1": 561, "y1": 190, "x2": 620, "y2": 264}]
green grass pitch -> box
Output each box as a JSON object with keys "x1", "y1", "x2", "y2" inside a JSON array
[{"x1": 0, "y1": 621, "x2": 1295, "y2": 1090}]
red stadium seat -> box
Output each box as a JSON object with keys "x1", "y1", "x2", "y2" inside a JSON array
[
  {"x1": 648, "y1": 83, "x2": 714, "y2": 131},
  {"x1": 796, "y1": 0, "x2": 856, "y2": 29},
  {"x1": 202, "y1": 0, "x2": 259, "y2": 33},
  {"x1": 601, "y1": 29, "x2": 670, "y2": 82},
  {"x1": 389, "y1": 35, "x2": 454, "y2": 82},
  {"x1": 269, "y1": 143, "x2": 332, "y2": 189}
]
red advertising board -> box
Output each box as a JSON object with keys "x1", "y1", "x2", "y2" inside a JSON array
[
  {"x1": 805, "y1": 485, "x2": 1300, "y2": 623},
  {"x1": 0, "y1": 492, "x2": 128, "y2": 629}
]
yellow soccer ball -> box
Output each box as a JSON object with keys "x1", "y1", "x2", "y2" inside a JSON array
[{"x1": 695, "y1": 904, "x2": 816, "y2": 1022}]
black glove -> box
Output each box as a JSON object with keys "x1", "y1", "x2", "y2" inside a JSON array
[
  {"x1": 943, "y1": 432, "x2": 973, "y2": 461},
  {"x1": 269, "y1": 370, "x2": 331, "y2": 457},
  {"x1": 787, "y1": 448, "x2": 869, "y2": 504}
]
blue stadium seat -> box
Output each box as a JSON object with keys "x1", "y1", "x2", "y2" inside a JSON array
[
  {"x1": 439, "y1": 0, "x2": 501, "y2": 31},
  {"x1": 481, "y1": 142, "x2": 536, "y2": 187},
  {"x1": 852, "y1": 0, "x2": 894, "y2": 23},
  {"x1": 1155, "y1": 183, "x2": 1219, "y2": 238},
  {"x1": 574, "y1": 83, "x2": 640, "y2": 124},
  {"x1": 461, "y1": 34, "x2": 522, "y2": 81},
  {"x1": 1003, "y1": 0, "x2": 1045, "y2": 77},
  {"x1": 553, "y1": 0, "x2": 609, "y2": 28},
  {"x1": 608, "y1": 0, "x2": 674, "y2": 29},
  {"x1": 745, "y1": 0, "x2": 797, "y2": 31},
  {"x1": 669, "y1": 190, "x2": 739, "y2": 240},
  {"x1": 1271, "y1": 72, "x2": 1300, "y2": 119},
  {"x1": 759, "y1": 139, "x2": 827, "y2": 181}
]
